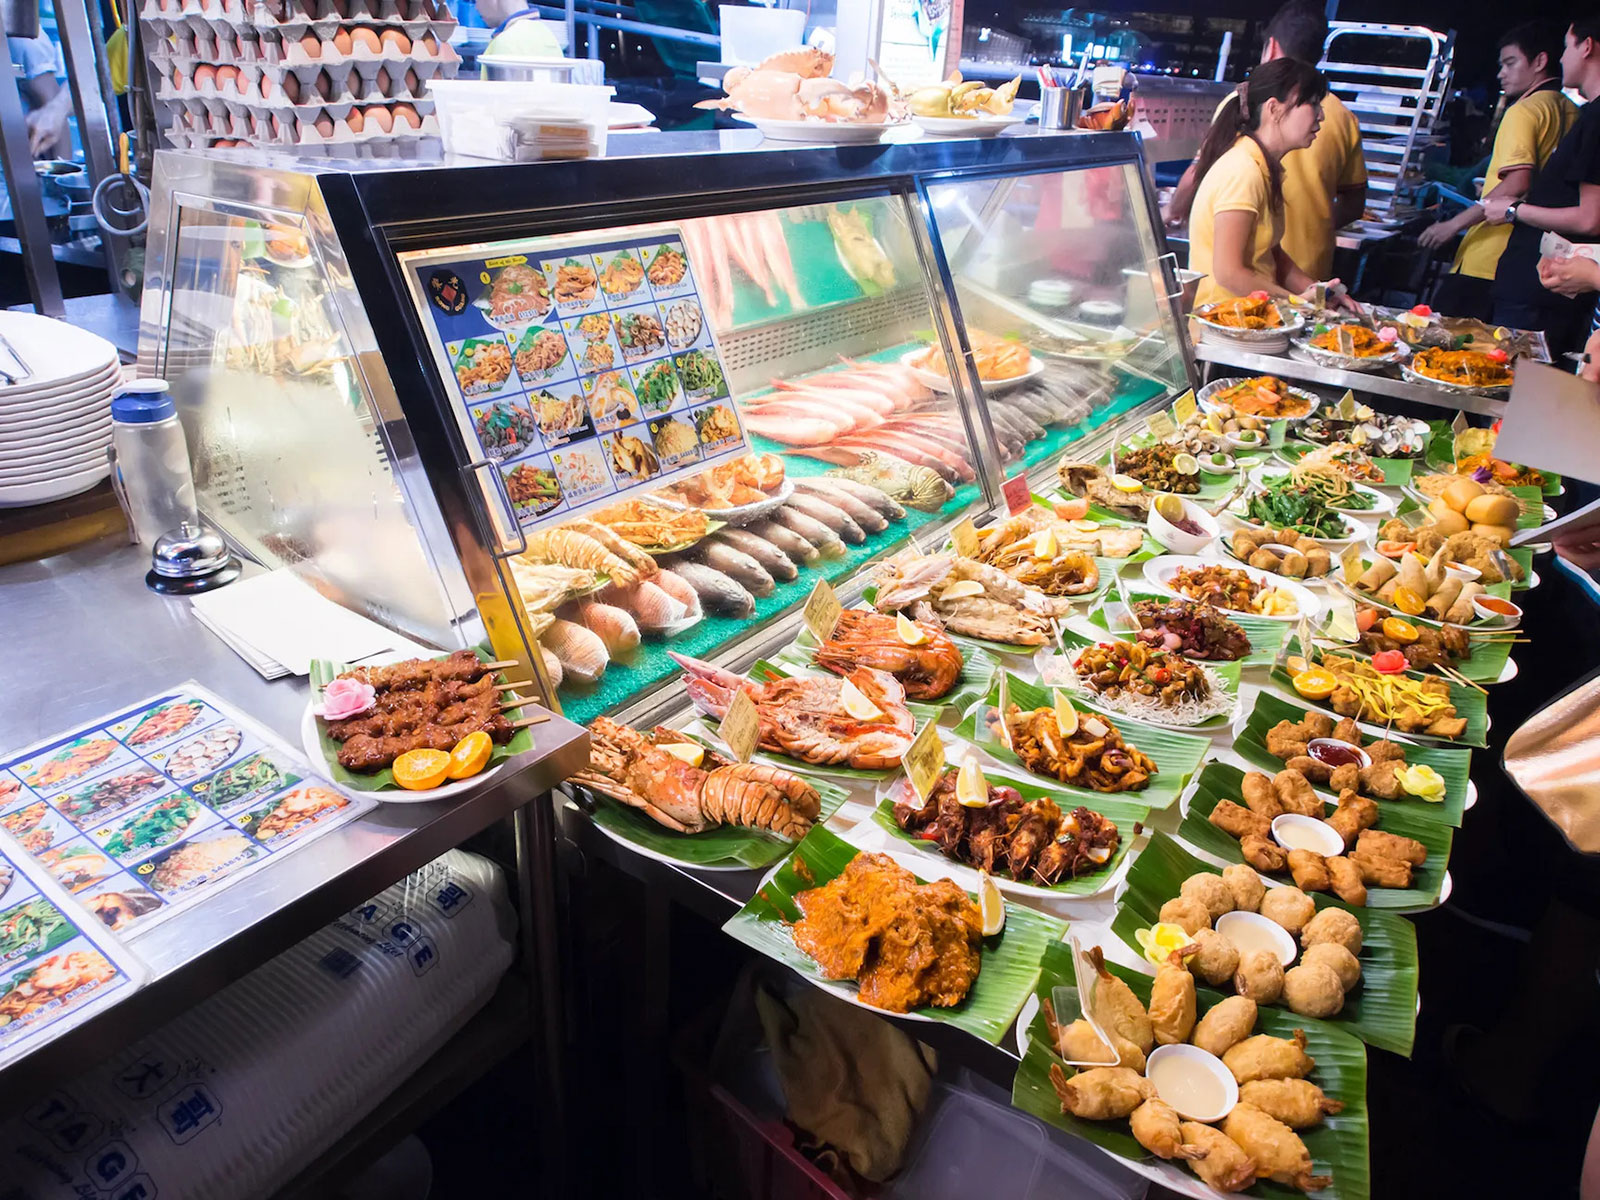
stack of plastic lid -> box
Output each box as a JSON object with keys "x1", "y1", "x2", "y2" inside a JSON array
[{"x1": 0, "y1": 312, "x2": 122, "y2": 507}]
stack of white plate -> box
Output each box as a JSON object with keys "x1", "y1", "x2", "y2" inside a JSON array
[{"x1": 0, "y1": 312, "x2": 122, "y2": 507}]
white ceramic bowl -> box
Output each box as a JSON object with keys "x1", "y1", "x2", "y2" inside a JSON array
[
  {"x1": 1444, "y1": 561, "x2": 1482, "y2": 583},
  {"x1": 1225, "y1": 430, "x2": 1269, "y2": 453},
  {"x1": 1147, "y1": 495, "x2": 1218, "y2": 555},
  {"x1": 1271, "y1": 813, "x2": 1346, "y2": 857},
  {"x1": 1143, "y1": 1043, "x2": 1239, "y2": 1122},
  {"x1": 1472, "y1": 595, "x2": 1522, "y2": 628},
  {"x1": 1306, "y1": 737, "x2": 1371, "y2": 769},
  {"x1": 1215, "y1": 910, "x2": 1298, "y2": 966}
]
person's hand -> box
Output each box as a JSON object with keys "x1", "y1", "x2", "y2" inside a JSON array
[
  {"x1": 1330, "y1": 289, "x2": 1363, "y2": 314},
  {"x1": 1538, "y1": 254, "x2": 1600, "y2": 298},
  {"x1": 1579, "y1": 328, "x2": 1600, "y2": 384},
  {"x1": 1553, "y1": 529, "x2": 1600, "y2": 571},
  {"x1": 1417, "y1": 218, "x2": 1459, "y2": 249},
  {"x1": 1481, "y1": 197, "x2": 1513, "y2": 225},
  {"x1": 24, "y1": 109, "x2": 65, "y2": 158}
]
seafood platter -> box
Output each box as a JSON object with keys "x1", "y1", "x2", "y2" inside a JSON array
[{"x1": 696, "y1": 49, "x2": 909, "y2": 143}]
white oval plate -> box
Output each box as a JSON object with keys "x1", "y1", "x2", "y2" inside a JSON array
[
  {"x1": 912, "y1": 113, "x2": 1024, "y2": 137},
  {"x1": 299, "y1": 702, "x2": 505, "y2": 804},
  {"x1": 899, "y1": 348, "x2": 1046, "y2": 395},
  {"x1": 731, "y1": 113, "x2": 907, "y2": 143},
  {"x1": 1141, "y1": 554, "x2": 1322, "y2": 622},
  {"x1": 0, "y1": 460, "x2": 108, "y2": 506},
  {"x1": 1247, "y1": 464, "x2": 1396, "y2": 517}
]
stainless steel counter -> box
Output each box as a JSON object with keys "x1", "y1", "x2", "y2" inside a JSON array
[
  {"x1": 1193, "y1": 340, "x2": 1510, "y2": 418},
  {"x1": 0, "y1": 535, "x2": 590, "y2": 1108}
]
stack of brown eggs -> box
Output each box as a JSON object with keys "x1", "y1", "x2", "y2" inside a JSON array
[{"x1": 142, "y1": 0, "x2": 460, "y2": 149}]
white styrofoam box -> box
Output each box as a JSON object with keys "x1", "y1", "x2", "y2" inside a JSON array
[
  {"x1": 431, "y1": 77, "x2": 612, "y2": 161},
  {"x1": 0, "y1": 850, "x2": 516, "y2": 1200}
]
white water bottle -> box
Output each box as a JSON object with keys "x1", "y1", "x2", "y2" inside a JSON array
[{"x1": 111, "y1": 379, "x2": 198, "y2": 544}]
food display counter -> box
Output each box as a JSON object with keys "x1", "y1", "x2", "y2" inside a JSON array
[{"x1": 92, "y1": 128, "x2": 1566, "y2": 1198}]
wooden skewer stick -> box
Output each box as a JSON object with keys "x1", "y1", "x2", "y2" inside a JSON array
[
  {"x1": 510, "y1": 713, "x2": 552, "y2": 729},
  {"x1": 496, "y1": 680, "x2": 533, "y2": 691},
  {"x1": 1440, "y1": 665, "x2": 1489, "y2": 696},
  {"x1": 484, "y1": 660, "x2": 521, "y2": 671}
]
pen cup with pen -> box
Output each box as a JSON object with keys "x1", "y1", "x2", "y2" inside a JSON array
[{"x1": 1038, "y1": 86, "x2": 1087, "y2": 130}]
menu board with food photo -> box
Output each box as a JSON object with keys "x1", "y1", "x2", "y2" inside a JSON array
[
  {"x1": 406, "y1": 227, "x2": 748, "y2": 534},
  {"x1": 0, "y1": 837, "x2": 146, "y2": 1070},
  {"x1": 0, "y1": 685, "x2": 374, "y2": 938}
]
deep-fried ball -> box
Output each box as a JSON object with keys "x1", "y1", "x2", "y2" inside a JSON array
[
  {"x1": 1259, "y1": 886, "x2": 1316, "y2": 936},
  {"x1": 1222, "y1": 863, "x2": 1266, "y2": 913},
  {"x1": 1301, "y1": 942, "x2": 1362, "y2": 991},
  {"x1": 1159, "y1": 895, "x2": 1213, "y2": 936},
  {"x1": 1282, "y1": 961, "x2": 1345, "y2": 1018},
  {"x1": 1300, "y1": 906, "x2": 1363, "y2": 955},
  {"x1": 1233, "y1": 947, "x2": 1285, "y2": 1005},
  {"x1": 1180, "y1": 872, "x2": 1236, "y2": 921}
]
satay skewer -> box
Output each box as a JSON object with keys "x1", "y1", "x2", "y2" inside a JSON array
[{"x1": 510, "y1": 713, "x2": 552, "y2": 728}]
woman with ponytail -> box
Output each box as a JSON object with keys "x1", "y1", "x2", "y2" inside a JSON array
[{"x1": 1189, "y1": 57, "x2": 1342, "y2": 306}]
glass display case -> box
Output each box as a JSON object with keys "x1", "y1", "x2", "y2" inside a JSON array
[{"x1": 138, "y1": 132, "x2": 1193, "y2": 727}]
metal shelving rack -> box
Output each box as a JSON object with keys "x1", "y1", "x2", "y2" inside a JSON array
[{"x1": 1319, "y1": 22, "x2": 1456, "y2": 219}]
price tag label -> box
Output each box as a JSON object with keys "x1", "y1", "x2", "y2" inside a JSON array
[
  {"x1": 903, "y1": 718, "x2": 946, "y2": 802},
  {"x1": 1340, "y1": 542, "x2": 1365, "y2": 585},
  {"x1": 1336, "y1": 327, "x2": 1355, "y2": 357},
  {"x1": 1002, "y1": 474, "x2": 1032, "y2": 515},
  {"x1": 951, "y1": 516, "x2": 980, "y2": 559},
  {"x1": 720, "y1": 688, "x2": 761, "y2": 763},
  {"x1": 1324, "y1": 595, "x2": 1361, "y2": 644},
  {"x1": 1334, "y1": 389, "x2": 1359, "y2": 419},
  {"x1": 1451, "y1": 410, "x2": 1469, "y2": 437},
  {"x1": 1172, "y1": 389, "x2": 1197, "y2": 425},
  {"x1": 1296, "y1": 614, "x2": 1313, "y2": 660},
  {"x1": 803, "y1": 579, "x2": 842, "y2": 643},
  {"x1": 1146, "y1": 410, "x2": 1177, "y2": 440}
]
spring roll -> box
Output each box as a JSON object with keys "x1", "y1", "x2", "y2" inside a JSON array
[
  {"x1": 1356, "y1": 557, "x2": 1398, "y2": 592},
  {"x1": 1445, "y1": 581, "x2": 1485, "y2": 625},
  {"x1": 1395, "y1": 552, "x2": 1428, "y2": 597},
  {"x1": 1423, "y1": 575, "x2": 1464, "y2": 620},
  {"x1": 1424, "y1": 546, "x2": 1450, "y2": 593},
  {"x1": 1376, "y1": 578, "x2": 1400, "y2": 604}
]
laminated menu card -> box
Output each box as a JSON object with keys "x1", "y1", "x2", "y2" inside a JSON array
[
  {"x1": 0, "y1": 683, "x2": 376, "y2": 939},
  {"x1": 402, "y1": 227, "x2": 751, "y2": 533}
]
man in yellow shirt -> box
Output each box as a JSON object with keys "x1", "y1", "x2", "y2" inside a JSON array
[
  {"x1": 1420, "y1": 22, "x2": 1578, "y2": 320},
  {"x1": 1166, "y1": 1, "x2": 1367, "y2": 283}
]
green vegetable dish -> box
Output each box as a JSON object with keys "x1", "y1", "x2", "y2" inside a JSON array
[
  {"x1": 0, "y1": 898, "x2": 71, "y2": 963},
  {"x1": 1243, "y1": 474, "x2": 1356, "y2": 539},
  {"x1": 102, "y1": 795, "x2": 201, "y2": 858},
  {"x1": 675, "y1": 349, "x2": 726, "y2": 398},
  {"x1": 636, "y1": 361, "x2": 680, "y2": 413}
]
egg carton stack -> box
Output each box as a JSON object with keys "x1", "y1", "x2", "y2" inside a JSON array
[{"x1": 140, "y1": 0, "x2": 459, "y2": 152}]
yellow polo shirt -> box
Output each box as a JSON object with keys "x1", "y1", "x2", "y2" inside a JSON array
[
  {"x1": 1452, "y1": 87, "x2": 1578, "y2": 280},
  {"x1": 1206, "y1": 92, "x2": 1367, "y2": 281},
  {"x1": 1191, "y1": 136, "x2": 1283, "y2": 307}
]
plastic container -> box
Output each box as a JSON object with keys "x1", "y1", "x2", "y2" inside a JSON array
[
  {"x1": 430, "y1": 78, "x2": 613, "y2": 160},
  {"x1": 111, "y1": 379, "x2": 199, "y2": 544},
  {"x1": 717, "y1": 5, "x2": 806, "y2": 66}
]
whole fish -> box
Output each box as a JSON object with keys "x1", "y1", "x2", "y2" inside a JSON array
[
  {"x1": 789, "y1": 479, "x2": 886, "y2": 534},
  {"x1": 795, "y1": 474, "x2": 904, "y2": 521},
  {"x1": 770, "y1": 505, "x2": 846, "y2": 557},
  {"x1": 784, "y1": 493, "x2": 865, "y2": 544},
  {"x1": 690, "y1": 541, "x2": 776, "y2": 597},
  {"x1": 747, "y1": 518, "x2": 821, "y2": 564},
  {"x1": 743, "y1": 413, "x2": 840, "y2": 446},
  {"x1": 712, "y1": 529, "x2": 799, "y2": 581},
  {"x1": 670, "y1": 561, "x2": 756, "y2": 617},
  {"x1": 826, "y1": 451, "x2": 953, "y2": 513}
]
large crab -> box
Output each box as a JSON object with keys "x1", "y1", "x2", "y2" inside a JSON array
[{"x1": 696, "y1": 49, "x2": 896, "y2": 124}]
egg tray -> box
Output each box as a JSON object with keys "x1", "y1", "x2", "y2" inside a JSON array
[
  {"x1": 144, "y1": 21, "x2": 458, "y2": 69},
  {"x1": 139, "y1": 0, "x2": 455, "y2": 35},
  {"x1": 155, "y1": 60, "x2": 444, "y2": 111},
  {"x1": 160, "y1": 83, "x2": 437, "y2": 131},
  {"x1": 169, "y1": 103, "x2": 438, "y2": 145}
]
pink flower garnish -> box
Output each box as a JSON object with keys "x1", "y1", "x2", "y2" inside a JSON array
[
  {"x1": 1248, "y1": 290, "x2": 1270, "y2": 301},
  {"x1": 1377, "y1": 326, "x2": 1398, "y2": 343},
  {"x1": 318, "y1": 677, "x2": 376, "y2": 720}
]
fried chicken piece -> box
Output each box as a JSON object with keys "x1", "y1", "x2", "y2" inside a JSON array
[
  {"x1": 1221, "y1": 1103, "x2": 1332, "y2": 1192},
  {"x1": 1350, "y1": 850, "x2": 1412, "y2": 887},
  {"x1": 1273, "y1": 769, "x2": 1323, "y2": 817},
  {"x1": 1357, "y1": 760, "x2": 1406, "y2": 799},
  {"x1": 1357, "y1": 828, "x2": 1428, "y2": 865},
  {"x1": 1131, "y1": 1099, "x2": 1205, "y2": 1160},
  {"x1": 1365, "y1": 739, "x2": 1407, "y2": 764},
  {"x1": 1285, "y1": 754, "x2": 1332, "y2": 784},
  {"x1": 1191, "y1": 995, "x2": 1258, "y2": 1057},
  {"x1": 1288, "y1": 849, "x2": 1331, "y2": 892},
  {"x1": 1241, "y1": 770, "x2": 1283, "y2": 817},
  {"x1": 1211, "y1": 801, "x2": 1272, "y2": 841},
  {"x1": 1325, "y1": 856, "x2": 1367, "y2": 905},
  {"x1": 1303, "y1": 713, "x2": 1336, "y2": 739},
  {"x1": 1330, "y1": 718, "x2": 1362, "y2": 746},
  {"x1": 1328, "y1": 762, "x2": 1360, "y2": 794},
  {"x1": 1182, "y1": 1122, "x2": 1258, "y2": 1193},
  {"x1": 1264, "y1": 720, "x2": 1310, "y2": 761},
  {"x1": 1239, "y1": 1078, "x2": 1345, "y2": 1130},
  {"x1": 1241, "y1": 833, "x2": 1288, "y2": 873},
  {"x1": 1222, "y1": 1029, "x2": 1314, "y2": 1083},
  {"x1": 1048, "y1": 1064, "x2": 1153, "y2": 1120},
  {"x1": 1324, "y1": 790, "x2": 1379, "y2": 848}
]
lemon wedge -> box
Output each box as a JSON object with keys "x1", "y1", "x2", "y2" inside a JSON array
[
  {"x1": 956, "y1": 752, "x2": 989, "y2": 808},
  {"x1": 896, "y1": 612, "x2": 929, "y2": 646},
  {"x1": 1285, "y1": 654, "x2": 1309, "y2": 675},
  {"x1": 1172, "y1": 452, "x2": 1200, "y2": 476},
  {"x1": 1052, "y1": 689, "x2": 1078, "y2": 737},
  {"x1": 1154, "y1": 494, "x2": 1187, "y2": 524},
  {"x1": 658, "y1": 741, "x2": 706, "y2": 768},
  {"x1": 977, "y1": 870, "x2": 1006, "y2": 935},
  {"x1": 839, "y1": 677, "x2": 884, "y2": 720},
  {"x1": 1135, "y1": 922, "x2": 1194, "y2": 966},
  {"x1": 1070, "y1": 519, "x2": 1101, "y2": 532},
  {"x1": 941, "y1": 579, "x2": 986, "y2": 600},
  {"x1": 1111, "y1": 473, "x2": 1145, "y2": 493},
  {"x1": 1031, "y1": 528, "x2": 1058, "y2": 558}
]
